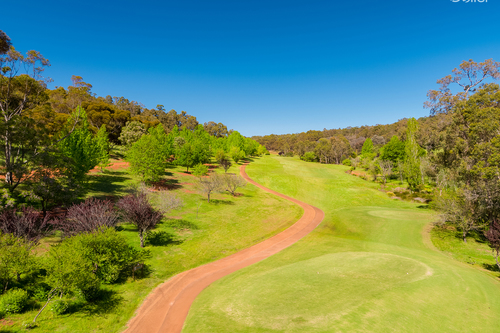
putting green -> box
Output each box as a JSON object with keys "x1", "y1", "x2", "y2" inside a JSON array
[{"x1": 183, "y1": 156, "x2": 500, "y2": 333}]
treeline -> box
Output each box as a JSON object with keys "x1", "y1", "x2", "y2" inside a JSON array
[
  {"x1": 0, "y1": 30, "x2": 267, "y2": 326},
  {"x1": 257, "y1": 59, "x2": 500, "y2": 270}
]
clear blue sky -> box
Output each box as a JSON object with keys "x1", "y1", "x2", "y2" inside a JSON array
[{"x1": 3, "y1": 0, "x2": 500, "y2": 136}]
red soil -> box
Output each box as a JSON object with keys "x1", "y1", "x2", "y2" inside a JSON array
[
  {"x1": 122, "y1": 163, "x2": 324, "y2": 333},
  {"x1": 89, "y1": 161, "x2": 130, "y2": 173}
]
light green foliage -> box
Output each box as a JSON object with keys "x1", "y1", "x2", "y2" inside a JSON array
[
  {"x1": 56, "y1": 228, "x2": 148, "y2": 284},
  {"x1": 342, "y1": 158, "x2": 351, "y2": 166},
  {"x1": 96, "y1": 124, "x2": 110, "y2": 171},
  {"x1": 192, "y1": 164, "x2": 209, "y2": 177},
  {"x1": 119, "y1": 121, "x2": 146, "y2": 147},
  {"x1": 0, "y1": 234, "x2": 36, "y2": 291},
  {"x1": 361, "y1": 137, "x2": 374, "y2": 157},
  {"x1": 172, "y1": 125, "x2": 211, "y2": 172},
  {"x1": 380, "y1": 135, "x2": 405, "y2": 163},
  {"x1": 58, "y1": 107, "x2": 99, "y2": 183},
  {"x1": 229, "y1": 146, "x2": 245, "y2": 163},
  {"x1": 128, "y1": 124, "x2": 170, "y2": 182},
  {"x1": 0, "y1": 288, "x2": 29, "y2": 314},
  {"x1": 50, "y1": 299, "x2": 70, "y2": 315},
  {"x1": 256, "y1": 145, "x2": 267, "y2": 156},
  {"x1": 300, "y1": 151, "x2": 317, "y2": 162},
  {"x1": 226, "y1": 131, "x2": 246, "y2": 153},
  {"x1": 404, "y1": 118, "x2": 422, "y2": 191}
]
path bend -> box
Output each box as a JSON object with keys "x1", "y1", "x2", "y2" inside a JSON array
[{"x1": 123, "y1": 163, "x2": 324, "y2": 333}]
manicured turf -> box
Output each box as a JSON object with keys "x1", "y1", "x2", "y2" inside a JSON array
[
  {"x1": 183, "y1": 155, "x2": 500, "y2": 333},
  {"x1": 2, "y1": 160, "x2": 303, "y2": 332}
]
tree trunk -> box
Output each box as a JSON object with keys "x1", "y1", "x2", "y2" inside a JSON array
[
  {"x1": 33, "y1": 288, "x2": 58, "y2": 324},
  {"x1": 207, "y1": 192, "x2": 211, "y2": 203},
  {"x1": 139, "y1": 231, "x2": 144, "y2": 248},
  {"x1": 495, "y1": 252, "x2": 500, "y2": 271},
  {"x1": 463, "y1": 231, "x2": 467, "y2": 243}
]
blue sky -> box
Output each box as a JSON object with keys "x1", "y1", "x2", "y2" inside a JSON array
[{"x1": 3, "y1": 0, "x2": 500, "y2": 136}]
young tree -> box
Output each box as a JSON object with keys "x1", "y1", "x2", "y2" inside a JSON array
[
  {"x1": 486, "y1": 219, "x2": 500, "y2": 271},
  {"x1": 0, "y1": 234, "x2": 36, "y2": 291},
  {"x1": 57, "y1": 198, "x2": 119, "y2": 236},
  {"x1": 379, "y1": 135, "x2": 405, "y2": 163},
  {"x1": 378, "y1": 160, "x2": 393, "y2": 186},
  {"x1": 223, "y1": 174, "x2": 246, "y2": 196},
  {"x1": 117, "y1": 192, "x2": 164, "y2": 247},
  {"x1": 128, "y1": 124, "x2": 170, "y2": 182},
  {"x1": 197, "y1": 173, "x2": 223, "y2": 203},
  {"x1": 0, "y1": 207, "x2": 50, "y2": 243},
  {"x1": 215, "y1": 150, "x2": 232, "y2": 172},
  {"x1": 155, "y1": 191, "x2": 184, "y2": 215},
  {"x1": 95, "y1": 125, "x2": 110, "y2": 172},
  {"x1": 58, "y1": 107, "x2": 100, "y2": 183},
  {"x1": 404, "y1": 118, "x2": 422, "y2": 191},
  {"x1": 229, "y1": 146, "x2": 245, "y2": 164},
  {"x1": 119, "y1": 121, "x2": 146, "y2": 147},
  {"x1": 192, "y1": 164, "x2": 209, "y2": 177},
  {"x1": 361, "y1": 138, "x2": 374, "y2": 157}
]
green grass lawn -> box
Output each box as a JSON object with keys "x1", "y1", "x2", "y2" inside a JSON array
[
  {"x1": 1, "y1": 159, "x2": 303, "y2": 332},
  {"x1": 183, "y1": 155, "x2": 500, "y2": 333}
]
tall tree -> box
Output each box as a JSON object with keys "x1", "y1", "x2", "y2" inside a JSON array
[
  {"x1": 0, "y1": 30, "x2": 12, "y2": 55},
  {"x1": 404, "y1": 118, "x2": 422, "y2": 191}
]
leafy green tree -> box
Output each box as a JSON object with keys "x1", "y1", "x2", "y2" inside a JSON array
[
  {"x1": 119, "y1": 121, "x2": 146, "y2": 147},
  {"x1": 128, "y1": 124, "x2": 170, "y2": 182},
  {"x1": 230, "y1": 146, "x2": 245, "y2": 163},
  {"x1": 95, "y1": 125, "x2": 110, "y2": 172},
  {"x1": 173, "y1": 125, "x2": 211, "y2": 172},
  {"x1": 404, "y1": 118, "x2": 422, "y2": 191},
  {"x1": 192, "y1": 164, "x2": 209, "y2": 177},
  {"x1": 0, "y1": 234, "x2": 36, "y2": 292},
  {"x1": 330, "y1": 135, "x2": 351, "y2": 164},
  {"x1": 380, "y1": 135, "x2": 405, "y2": 163},
  {"x1": 300, "y1": 151, "x2": 317, "y2": 162},
  {"x1": 361, "y1": 138, "x2": 374, "y2": 158},
  {"x1": 58, "y1": 107, "x2": 99, "y2": 183}
]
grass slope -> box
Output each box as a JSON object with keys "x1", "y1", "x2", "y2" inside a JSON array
[
  {"x1": 183, "y1": 155, "x2": 500, "y2": 333},
  {"x1": 1, "y1": 160, "x2": 302, "y2": 332}
]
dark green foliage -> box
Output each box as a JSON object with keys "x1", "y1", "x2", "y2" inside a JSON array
[
  {"x1": 0, "y1": 288, "x2": 29, "y2": 314},
  {"x1": 96, "y1": 125, "x2": 111, "y2": 171},
  {"x1": 380, "y1": 135, "x2": 405, "y2": 163},
  {"x1": 171, "y1": 125, "x2": 211, "y2": 172},
  {"x1": 146, "y1": 230, "x2": 175, "y2": 246}
]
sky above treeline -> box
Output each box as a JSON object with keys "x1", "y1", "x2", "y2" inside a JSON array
[{"x1": 3, "y1": 0, "x2": 500, "y2": 136}]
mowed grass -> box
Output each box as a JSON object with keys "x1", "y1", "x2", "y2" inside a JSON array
[
  {"x1": 2, "y1": 159, "x2": 303, "y2": 332},
  {"x1": 183, "y1": 155, "x2": 500, "y2": 333}
]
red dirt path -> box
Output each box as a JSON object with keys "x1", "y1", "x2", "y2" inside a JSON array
[{"x1": 123, "y1": 163, "x2": 325, "y2": 333}]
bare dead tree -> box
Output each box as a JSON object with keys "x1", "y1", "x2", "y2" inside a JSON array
[
  {"x1": 378, "y1": 160, "x2": 393, "y2": 186},
  {"x1": 223, "y1": 174, "x2": 246, "y2": 196},
  {"x1": 156, "y1": 191, "x2": 184, "y2": 214},
  {"x1": 197, "y1": 173, "x2": 223, "y2": 203},
  {"x1": 0, "y1": 207, "x2": 50, "y2": 244},
  {"x1": 117, "y1": 193, "x2": 164, "y2": 247},
  {"x1": 57, "y1": 198, "x2": 119, "y2": 236}
]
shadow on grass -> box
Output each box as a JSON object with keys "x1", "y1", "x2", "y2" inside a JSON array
[
  {"x1": 417, "y1": 205, "x2": 430, "y2": 209},
  {"x1": 209, "y1": 199, "x2": 235, "y2": 205},
  {"x1": 164, "y1": 219, "x2": 199, "y2": 230},
  {"x1": 82, "y1": 289, "x2": 123, "y2": 316},
  {"x1": 150, "y1": 178, "x2": 182, "y2": 190},
  {"x1": 87, "y1": 172, "x2": 130, "y2": 198},
  {"x1": 483, "y1": 263, "x2": 500, "y2": 272},
  {"x1": 146, "y1": 230, "x2": 182, "y2": 246}
]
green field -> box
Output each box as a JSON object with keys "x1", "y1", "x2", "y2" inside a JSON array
[
  {"x1": 183, "y1": 155, "x2": 500, "y2": 332},
  {"x1": 2, "y1": 161, "x2": 302, "y2": 332}
]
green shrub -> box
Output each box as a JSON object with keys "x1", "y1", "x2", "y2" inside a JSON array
[
  {"x1": 342, "y1": 158, "x2": 351, "y2": 166},
  {"x1": 0, "y1": 288, "x2": 29, "y2": 314},
  {"x1": 386, "y1": 192, "x2": 395, "y2": 197},
  {"x1": 284, "y1": 152, "x2": 294, "y2": 157},
  {"x1": 301, "y1": 151, "x2": 317, "y2": 162},
  {"x1": 30, "y1": 283, "x2": 51, "y2": 302},
  {"x1": 192, "y1": 164, "x2": 209, "y2": 177},
  {"x1": 50, "y1": 299, "x2": 70, "y2": 315},
  {"x1": 0, "y1": 308, "x2": 4, "y2": 319}
]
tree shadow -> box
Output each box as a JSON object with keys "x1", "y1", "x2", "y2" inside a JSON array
[
  {"x1": 164, "y1": 219, "x2": 199, "y2": 230},
  {"x1": 145, "y1": 230, "x2": 181, "y2": 246},
  {"x1": 87, "y1": 173, "x2": 130, "y2": 198},
  {"x1": 416, "y1": 205, "x2": 430, "y2": 209},
  {"x1": 150, "y1": 178, "x2": 182, "y2": 190},
  {"x1": 82, "y1": 289, "x2": 123, "y2": 316},
  {"x1": 209, "y1": 199, "x2": 235, "y2": 205},
  {"x1": 483, "y1": 263, "x2": 500, "y2": 272}
]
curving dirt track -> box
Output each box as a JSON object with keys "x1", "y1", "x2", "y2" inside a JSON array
[{"x1": 123, "y1": 163, "x2": 324, "y2": 333}]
